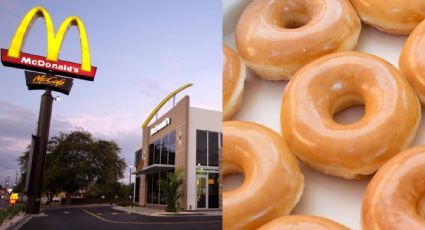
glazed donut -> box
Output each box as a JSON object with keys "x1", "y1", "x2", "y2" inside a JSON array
[
  {"x1": 400, "y1": 19, "x2": 425, "y2": 104},
  {"x1": 223, "y1": 44, "x2": 246, "y2": 120},
  {"x1": 362, "y1": 146, "x2": 425, "y2": 230},
  {"x1": 281, "y1": 52, "x2": 421, "y2": 179},
  {"x1": 258, "y1": 215, "x2": 350, "y2": 230},
  {"x1": 223, "y1": 121, "x2": 304, "y2": 230},
  {"x1": 350, "y1": 0, "x2": 425, "y2": 35},
  {"x1": 235, "y1": 0, "x2": 361, "y2": 81}
]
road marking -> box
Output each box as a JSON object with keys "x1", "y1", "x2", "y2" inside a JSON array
[
  {"x1": 41, "y1": 204, "x2": 111, "y2": 211},
  {"x1": 96, "y1": 212, "x2": 128, "y2": 216},
  {"x1": 81, "y1": 209, "x2": 221, "y2": 225}
]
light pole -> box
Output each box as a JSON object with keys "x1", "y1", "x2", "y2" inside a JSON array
[
  {"x1": 15, "y1": 170, "x2": 18, "y2": 186},
  {"x1": 129, "y1": 166, "x2": 133, "y2": 204},
  {"x1": 129, "y1": 166, "x2": 133, "y2": 185}
]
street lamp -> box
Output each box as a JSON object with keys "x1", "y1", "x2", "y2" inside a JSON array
[
  {"x1": 129, "y1": 166, "x2": 134, "y2": 205},
  {"x1": 129, "y1": 166, "x2": 133, "y2": 185}
]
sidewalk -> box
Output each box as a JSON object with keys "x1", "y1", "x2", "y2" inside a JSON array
[
  {"x1": 0, "y1": 212, "x2": 29, "y2": 230},
  {"x1": 112, "y1": 205, "x2": 222, "y2": 217}
]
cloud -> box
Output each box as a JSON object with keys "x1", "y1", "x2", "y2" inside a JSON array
[
  {"x1": 0, "y1": 134, "x2": 30, "y2": 188},
  {"x1": 138, "y1": 80, "x2": 167, "y2": 101},
  {"x1": 0, "y1": 102, "x2": 35, "y2": 139},
  {"x1": 59, "y1": 112, "x2": 142, "y2": 137},
  {"x1": 0, "y1": 136, "x2": 28, "y2": 152},
  {"x1": 0, "y1": 100, "x2": 142, "y2": 186},
  {"x1": 58, "y1": 112, "x2": 143, "y2": 172},
  {"x1": 0, "y1": 101, "x2": 35, "y2": 184},
  {"x1": 0, "y1": 100, "x2": 33, "y2": 119},
  {"x1": 0, "y1": 100, "x2": 75, "y2": 186}
]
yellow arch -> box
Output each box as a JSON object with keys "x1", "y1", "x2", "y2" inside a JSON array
[
  {"x1": 8, "y1": 7, "x2": 55, "y2": 58},
  {"x1": 142, "y1": 83, "x2": 193, "y2": 128},
  {"x1": 7, "y1": 6, "x2": 92, "y2": 72},
  {"x1": 51, "y1": 16, "x2": 91, "y2": 71}
]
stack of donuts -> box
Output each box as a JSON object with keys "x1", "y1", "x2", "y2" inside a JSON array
[{"x1": 223, "y1": 0, "x2": 425, "y2": 229}]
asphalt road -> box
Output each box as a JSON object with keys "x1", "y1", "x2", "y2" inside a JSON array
[{"x1": 20, "y1": 205, "x2": 222, "y2": 230}]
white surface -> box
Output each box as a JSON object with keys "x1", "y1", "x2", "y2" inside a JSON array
[{"x1": 223, "y1": 1, "x2": 425, "y2": 229}]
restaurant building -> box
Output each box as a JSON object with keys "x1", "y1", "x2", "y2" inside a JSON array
[{"x1": 134, "y1": 95, "x2": 221, "y2": 210}]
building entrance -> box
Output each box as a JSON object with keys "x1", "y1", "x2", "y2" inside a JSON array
[{"x1": 196, "y1": 170, "x2": 219, "y2": 209}]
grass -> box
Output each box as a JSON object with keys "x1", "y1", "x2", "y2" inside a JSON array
[{"x1": 0, "y1": 203, "x2": 25, "y2": 226}]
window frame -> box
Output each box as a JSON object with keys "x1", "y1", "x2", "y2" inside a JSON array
[
  {"x1": 148, "y1": 130, "x2": 177, "y2": 166},
  {"x1": 196, "y1": 129, "x2": 221, "y2": 167}
]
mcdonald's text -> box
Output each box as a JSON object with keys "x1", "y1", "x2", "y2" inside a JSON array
[{"x1": 1, "y1": 49, "x2": 96, "y2": 81}]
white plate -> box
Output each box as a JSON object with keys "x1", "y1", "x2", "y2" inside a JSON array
[{"x1": 222, "y1": 1, "x2": 425, "y2": 229}]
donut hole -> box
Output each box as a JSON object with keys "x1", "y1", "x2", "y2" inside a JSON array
[
  {"x1": 283, "y1": 13, "x2": 310, "y2": 29},
  {"x1": 270, "y1": 1, "x2": 311, "y2": 29},
  {"x1": 223, "y1": 173, "x2": 245, "y2": 192},
  {"x1": 223, "y1": 163, "x2": 245, "y2": 192},
  {"x1": 332, "y1": 94, "x2": 365, "y2": 124},
  {"x1": 417, "y1": 194, "x2": 425, "y2": 219}
]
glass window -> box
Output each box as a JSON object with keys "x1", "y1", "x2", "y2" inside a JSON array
[
  {"x1": 159, "y1": 171, "x2": 167, "y2": 204},
  {"x1": 154, "y1": 140, "x2": 161, "y2": 164},
  {"x1": 152, "y1": 173, "x2": 159, "y2": 204},
  {"x1": 148, "y1": 144, "x2": 154, "y2": 165},
  {"x1": 146, "y1": 169, "x2": 175, "y2": 205},
  {"x1": 196, "y1": 130, "x2": 208, "y2": 166},
  {"x1": 169, "y1": 131, "x2": 176, "y2": 165},
  {"x1": 208, "y1": 132, "x2": 219, "y2": 166},
  {"x1": 208, "y1": 173, "x2": 219, "y2": 208},
  {"x1": 196, "y1": 176, "x2": 206, "y2": 208},
  {"x1": 146, "y1": 174, "x2": 152, "y2": 204},
  {"x1": 161, "y1": 135, "x2": 168, "y2": 164},
  {"x1": 135, "y1": 176, "x2": 140, "y2": 203}
]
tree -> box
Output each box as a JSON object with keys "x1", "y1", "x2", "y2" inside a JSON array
[
  {"x1": 15, "y1": 146, "x2": 30, "y2": 193},
  {"x1": 158, "y1": 168, "x2": 183, "y2": 213},
  {"x1": 17, "y1": 129, "x2": 127, "y2": 204},
  {"x1": 86, "y1": 140, "x2": 126, "y2": 198},
  {"x1": 44, "y1": 130, "x2": 94, "y2": 204}
]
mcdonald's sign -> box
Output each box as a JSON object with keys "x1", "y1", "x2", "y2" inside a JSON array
[
  {"x1": 1, "y1": 6, "x2": 97, "y2": 81},
  {"x1": 25, "y1": 71, "x2": 73, "y2": 95}
]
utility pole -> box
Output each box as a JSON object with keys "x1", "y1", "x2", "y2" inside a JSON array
[{"x1": 26, "y1": 89, "x2": 53, "y2": 214}]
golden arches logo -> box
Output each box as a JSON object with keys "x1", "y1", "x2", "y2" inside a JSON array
[
  {"x1": 8, "y1": 6, "x2": 91, "y2": 71},
  {"x1": 1, "y1": 6, "x2": 96, "y2": 80},
  {"x1": 142, "y1": 83, "x2": 193, "y2": 128}
]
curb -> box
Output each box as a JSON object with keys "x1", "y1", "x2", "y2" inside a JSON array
[
  {"x1": 112, "y1": 206, "x2": 157, "y2": 216},
  {"x1": 4, "y1": 213, "x2": 49, "y2": 230},
  {"x1": 158, "y1": 213, "x2": 222, "y2": 217},
  {"x1": 112, "y1": 206, "x2": 222, "y2": 217},
  {"x1": 2, "y1": 213, "x2": 31, "y2": 230},
  {"x1": 159, "y1": 213, "x2": 207, "y2": 216}
]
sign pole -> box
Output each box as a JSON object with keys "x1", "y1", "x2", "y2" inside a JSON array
[
  {"x1": 1, "y1": 7, "x2": 96, "y2": 213},
  {"x1": 26, "y1": 88, "x2": 53, "y2": 214}
]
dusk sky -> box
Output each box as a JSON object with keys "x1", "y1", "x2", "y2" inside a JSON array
[{"x1": 0, "y1": 0, "x2": 221, "y2": 187}]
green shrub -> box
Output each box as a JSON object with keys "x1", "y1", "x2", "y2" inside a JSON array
[
  {"x1": 116, "y1": 201, "x2": 132, "y2": 207},
  {"x1": 0, "y1": 203, "x2": 25, "y2": 225},
  {"x1": 158, "y1": 168, "x2": 183, "y2": 213}
]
